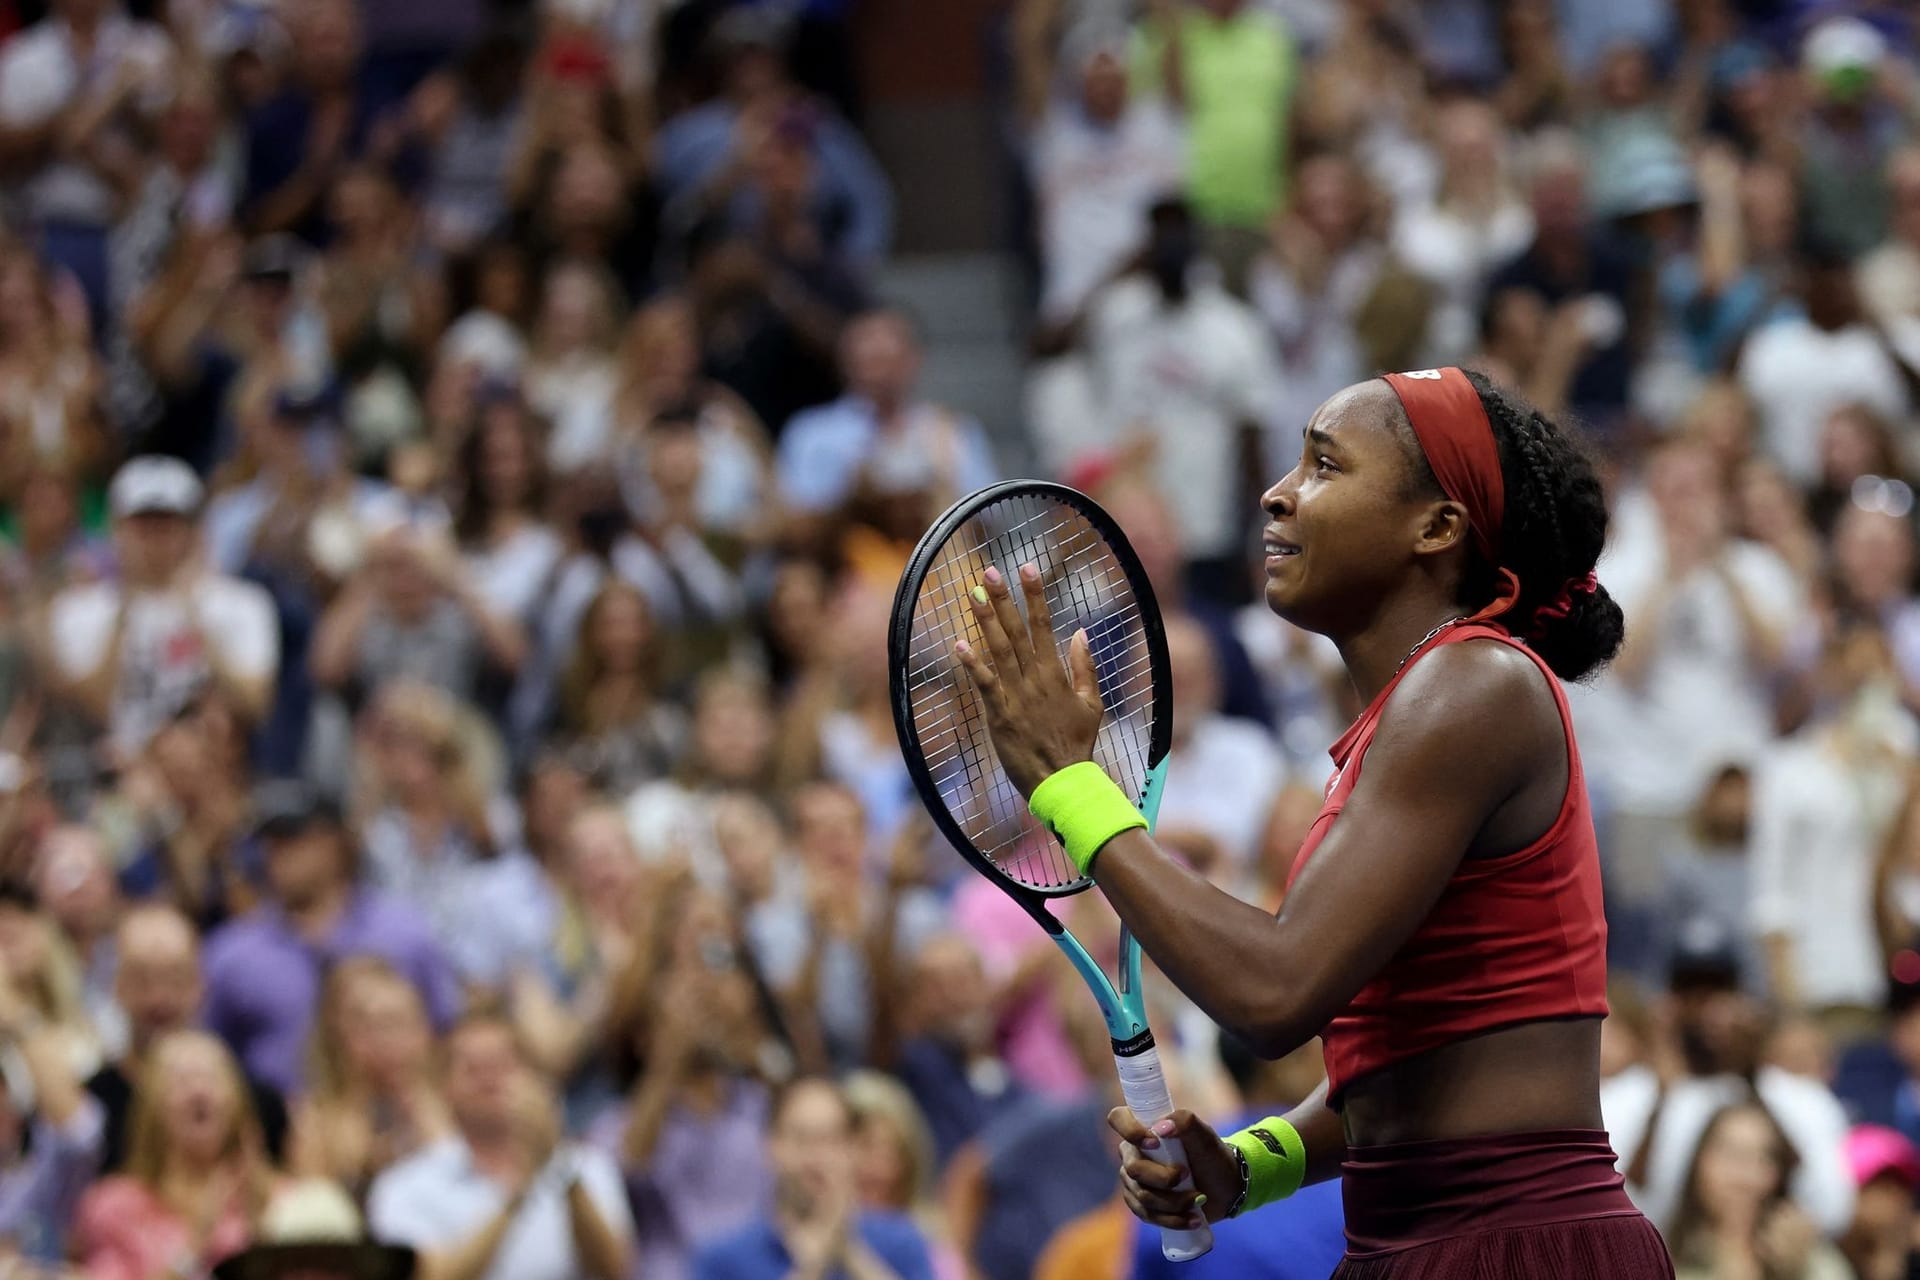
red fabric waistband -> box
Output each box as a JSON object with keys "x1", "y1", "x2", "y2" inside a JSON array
[{"x1": 1341, "y1": 1128, "x2": 1638, "y2": 1257}]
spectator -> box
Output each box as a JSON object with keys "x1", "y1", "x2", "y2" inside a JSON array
[
  {"x1": 0, "y1": 245, "x2": 107, "y2": 502},
  {"x1": 0, "y1": 953, "x2": 106, "y2": 1265},
  {"x1": 1151, "y1": 615, "x2": 1286, "y2": 879},
  {"x1": 1858, "y1": 145, "x2": 1920, "y2": 355},
  {"x1": 550, "y1": 580, "x2": 685, "y2": 794},
  {"x1": 0, "y1": 0, "x2": 173, "y2": 328},
  {"x1": 71, "y1": 1029, "x2": 273, "y2": 1280},
  {"x1": 776, "y1": 308, "x2": 995, "y2": 539},
  {"x1": 201, "y1": 783, "x2": 460, "y2": 1096},
  {"x1": 1014, "y1": 2, "x2": 1184, "y2": 328},
  {"x1": 654, "y1": 13, "x2": 893, "y2": 271},
  {"x1": 88, "y1": 903, "x2": 287, "y2": 1176},
  {"x1": 883, "y1": 933, "x2": 1031, "y2": 1168},
  {"x1": 45, "y1": 456, "x2": 279, "y2": 767},
  {"x1": 588, "y1": 892, "x2": 778, "y2": 1280},
  {"x1": 608, "y1": 301, "x2": 775, "y2": 545},
  {"x1": 356, "y1": 682, "x2": 551, "y2": 991},
  {"x1": 241, "y1": 0, "x2": 376, "y2": 242},
  {"x1": 522, "y1": 261, "x2": 622, "y2": 480},
  {"x1": 1837, "y1": 1124, "x2": 1920, "y2": 1280},
  {"x1": 1129, "y1": 0, "x2": 1298, "y2": 293},
  {"x1": 367, "y1": 1011, "x2": 635, "y2": 1280},
  {"x1": 1249, "y1": 150, "x2": 1433, "y2": 444},
  {"x1": 0, "y1": 880, "x2": 99, "y2": 1087},
  {"x1": 843, "y1": 1071, "x2": 967, "y2": 1280},
  {"x1": 452, "y1": 389, "x2": 563, "y2": 632},
  {"x1": 1665, "y1": 1100, "x2": 1852, "y2": 1280},
  {"x1": 1604, "y1": 922, "x2": 1856, "y2": 1236},
  {"x1": 693, "y1": 1076, "x2": 934, "y2": 1280},
  {"x1": 1736, "y1": 249, "x2": 1909, "y2": 486},
  {"x1": 289, "y1": 956, "x2": 451, "y2": 1201},
  {"x1": 31, "y1": 823, "x2": 121, "y2": 1053},
  {"x1": 309, "y1": 519, "x2": 525, "y2": 712},
  {"x1": 1833, "y1": 969, "x2": 1920, "y2": 1147},
  {"x1": 1797, "y1": 17, "x2": 1903, "y2": 262},
  {"x1": 1752, "y1": 619, "x2": 1914, "y2": 1023},
  {"x1": 1390, "y1": 98, "x2": 1534, "y2": 363},
  {"x1": 1080, "y1": 198, "x2": 1274, "y2": 606},
  {"x1": 109, "y1": 708, "x2": 253, "y2": 931}
]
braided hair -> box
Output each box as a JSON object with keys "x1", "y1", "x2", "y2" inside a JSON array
[{"x1": 1398, "y1": 371, "x2": 1626, "y2": 681}]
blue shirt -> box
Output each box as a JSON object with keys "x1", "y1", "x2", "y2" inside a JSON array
[
  {"x1": 693, "y1": 1211, "x2": 934, "y2": 1280},
  {"x1": 1127, "y1": 1179, "x2": 1346, "y2": 1279},
  {"x1": 202, "y1": 888, "x2": 463, "y2": 1094},
  {"x1": 775, "y1": 398, "x2": 997, "y2": 514}
]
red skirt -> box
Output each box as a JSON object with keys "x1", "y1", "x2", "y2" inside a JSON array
[{"x1": 1331, "y1": 1129, "x2": 1674, "y2": 1279}]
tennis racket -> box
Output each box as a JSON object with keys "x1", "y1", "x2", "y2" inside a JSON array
[{"x1": 888, "y1": 480, "x2": 1212, "y2": 1262}]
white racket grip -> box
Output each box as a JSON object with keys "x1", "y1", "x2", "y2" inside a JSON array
[{"x1": 1113, "y1": 1040, "x2": 1214, "y2": 1261}]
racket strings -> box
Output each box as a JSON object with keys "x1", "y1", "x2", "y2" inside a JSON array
[{"x1": 903, "y1": 491, "x2": 1158, "y2": 893}]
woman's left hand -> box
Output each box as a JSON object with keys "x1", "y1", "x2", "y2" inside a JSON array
[{"x1": 952, "y1": 563, "x2": 1105, "y2": 798}]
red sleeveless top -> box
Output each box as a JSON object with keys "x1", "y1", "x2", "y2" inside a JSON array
[{"x1": 1285, "y1": 622, "x2": 1609, "y2": 1100}]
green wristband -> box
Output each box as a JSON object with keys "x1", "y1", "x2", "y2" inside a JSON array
[
  {"x1": 1027, "y1": 761, "x2": 1146, "y2": 875},
  {"x1": 1224, "y1": 1116, "x2": 1308, "y2": 1216}
]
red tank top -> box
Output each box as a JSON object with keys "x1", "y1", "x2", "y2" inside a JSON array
[{"x1": 1285, "y1": 622, "x2": 1609, "y2": 1100}]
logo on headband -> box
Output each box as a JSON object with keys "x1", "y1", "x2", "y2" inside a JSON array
[{"x1": 1398, "y1": 369, "x2": 1445, "y2": 380}]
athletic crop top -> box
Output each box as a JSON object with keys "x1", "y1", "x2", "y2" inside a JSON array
[{"x1": 1285, "y1": 622, "x2": 1609, "y2": 1101}]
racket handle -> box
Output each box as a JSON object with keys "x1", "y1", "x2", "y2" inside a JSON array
[{"x1": 1113, "y1": 1038, "x2": 1214, "y2": 1262}]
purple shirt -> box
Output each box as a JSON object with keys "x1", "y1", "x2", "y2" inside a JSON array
[
  {"x1": 202, "y1": 888, "x2": 462, "y2": 1095},
  {"x1": 587, "y1": 1080, "x2": 773, "y2": 1280}
]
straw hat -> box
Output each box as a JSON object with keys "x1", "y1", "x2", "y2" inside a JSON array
[{"x1": 211, "y1": 1180, "x2": 416, "y2": 1280}]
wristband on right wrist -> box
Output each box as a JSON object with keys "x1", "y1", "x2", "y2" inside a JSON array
[
  {"x1": 1026, "y1": 761, "x2": 1146, "y2": 875},
  {"x1": 1223, "y1": 1116, "x2": 1307, "y2": 1216}
]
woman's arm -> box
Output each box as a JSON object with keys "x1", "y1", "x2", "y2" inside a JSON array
[{"x1": 956, "y1": 568, "x2": 1549, "y2": 1059}]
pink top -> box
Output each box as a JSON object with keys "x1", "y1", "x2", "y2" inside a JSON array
[{"x1": 75, "y1": 1176, "x2": 251, "y2": 1280}]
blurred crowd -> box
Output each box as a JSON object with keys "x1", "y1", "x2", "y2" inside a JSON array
[{"x1": 9, "y1": 0, "x2": 1920, "y2": 1277}]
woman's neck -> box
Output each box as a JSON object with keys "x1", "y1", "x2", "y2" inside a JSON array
[{"x1": 1333, "y1": 593, "x2": 1468, "y2": 706}]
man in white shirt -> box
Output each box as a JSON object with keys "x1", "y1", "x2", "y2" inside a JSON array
[
  {"x1": 368, "y1": 1013, "x2": 634, "y2": 1280},
  {"x1": 46, "y1": 456, "x2": 278, "y2": 765},
  {"x1": 1736, "y1": 251, "x2": 1908, "y2": 483},
  {"x1": 1082, "y1": 197, "x2": 1275, "y2": 605},
  {"x1": 1018, "y1": 16, "x2": 1186, "y2": 326}
]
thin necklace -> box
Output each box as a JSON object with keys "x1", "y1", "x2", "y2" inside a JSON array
[{"x1": 1392, "y1": 617, "x2": 1464, "y2": 681}]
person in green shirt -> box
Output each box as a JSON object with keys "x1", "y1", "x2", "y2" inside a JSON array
[{"x1": 1131, "y1": 0, "x2": 1297, "y2": 294}]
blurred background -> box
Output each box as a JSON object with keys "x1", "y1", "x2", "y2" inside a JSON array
[{"x1": 5, "y1": 0, "x2": 1920, "y2": 1277}]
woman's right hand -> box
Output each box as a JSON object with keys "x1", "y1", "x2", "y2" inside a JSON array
[{"x1": 1107, "y1": 1107, "x2": 1242, "y2": 1229}]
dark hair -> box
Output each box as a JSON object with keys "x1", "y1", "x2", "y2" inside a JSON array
[
  {"x1": 1666, "y1": 1099, "x2": 1799, "y2": 1256},
  {"x1": 1406, "y1": 372, "x2": 1626, "y2": 681}
]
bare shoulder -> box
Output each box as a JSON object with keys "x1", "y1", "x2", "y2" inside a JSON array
[{"x1": 1373, "y1": 638, "x2": 1562, "y2": 774}]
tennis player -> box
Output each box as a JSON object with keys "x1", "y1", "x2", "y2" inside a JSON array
[{"x1": 952, "y1": 367, "x2": 1673, "y2": 1277}]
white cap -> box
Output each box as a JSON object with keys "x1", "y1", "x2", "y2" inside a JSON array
[
  {"x1": 1803, "y1": 16, "x2": 1886, "y2": 75},
  {"x1": 109, "y1": 455, "x2": 203, "y2": 519}
]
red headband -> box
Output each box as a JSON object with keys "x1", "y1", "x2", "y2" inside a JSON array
[{"x1": 1381, "y1": 367, "x2": 1520, "y2": 622}]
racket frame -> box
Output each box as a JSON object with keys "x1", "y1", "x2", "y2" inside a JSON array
[{"x1": 888, "y1": 481, "x2": 1212, "y2": 1261}]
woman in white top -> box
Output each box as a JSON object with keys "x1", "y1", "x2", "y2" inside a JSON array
[{"x1": 454, "y1": 393, "x2": 563, "y2": 628}]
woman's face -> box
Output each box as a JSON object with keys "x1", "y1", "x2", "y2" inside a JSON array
[
  {"x1": 565, "y1": 812, "x2": 640, "y2": 908},
  {"x1": 477, "y1": 250, "x2": 528, "y2": 319},
  {"x1": 1695, "y1": 1109, "x2": 1784, "y2": 1227},
  {"x1": 1260, "y1": 382, "x2": 1434, "y2": 634},
  {"x1": 590, "y1": 588, "x2": 651, "y2": 673},
  {"x1": 1819, "y1": 409, "x2": 1887, "y2": 486},
  {"x1": 852, "y1": 1114, "x2": 911, "y2": 1210},
  {"x1": 634, "y1": 303, "x2": 701, "y2": 388},
  {"x1": 157, "y1": 1036, "x2": 241, "y2": 1164},
  {"x1": 769, "y1": 561, "x2": 828, "y2": 658},
  {"x1": 538, "y1": 265, "x2": 602, "y2": 354},
  {"x1": 1833, "y1": 507, "x2": 1915, "y2": 607},
  {"x1": 380, "y1": 716, "x2": 447, "y2": 799},
  {"x1": 346, "y1": 975, "x2": 432, "y2": 1088},
  {"x1": 694, "y1": 684, "x2": 774, "y2": 784},
  {"x1": 477, "y1": 411, "x2": 533, "y2": 509},
  {"x1": 1735, "y1": 462, "x2": 1796, "y2": 541}
]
